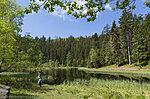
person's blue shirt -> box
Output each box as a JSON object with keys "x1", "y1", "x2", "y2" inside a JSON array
[{"x1": 38, "y1": 76, "x2": 42, "y2": 83}]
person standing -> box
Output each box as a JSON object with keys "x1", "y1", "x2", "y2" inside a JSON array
[{"x1": 38, "y1": 73, "x2": 42, "y2": 87}]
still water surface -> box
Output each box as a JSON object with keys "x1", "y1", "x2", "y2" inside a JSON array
[
  {"x1": 36, "y1": 68, "x2": 150, "y2": 85},
  {"x1": 1, "y1": 68, "x2": 150, "y2": 85}
]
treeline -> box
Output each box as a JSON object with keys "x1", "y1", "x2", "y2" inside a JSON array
[
  {"x1": 16, "y1": 10, "x2": 150, "y2": 68},
  {"x1": 0, "y1": 0, "x2": 149, "y2": 69}
]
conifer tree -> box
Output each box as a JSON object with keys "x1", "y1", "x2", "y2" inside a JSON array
[
  {"x1": 109, "y1": 21, "x2": 120, "y2": 65},
  {"x1": 131, "y1": 15, "x2": 144, "y2": 64},
  {"x1": 118, "y1": 9, "x2": 133, "y2": 65}
]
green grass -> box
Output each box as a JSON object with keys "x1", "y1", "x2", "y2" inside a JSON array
[
  {"x1": 0, "y1": 72, "x2": 29, "y2": 76},
  {"x1": 1, "y1": 70, "x2": 150, "y2": 99},
  {"x1": 78, "y1": 67, "x2": 150, "y2": 77},
  {"x1": 9, "y1": 78, "x2": 150, "y2": 99}
]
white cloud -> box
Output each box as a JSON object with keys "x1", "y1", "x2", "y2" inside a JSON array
[
  {"x1": 74, "y1": 0, "x2": 88, "y2": 14},
  {"x1": 75, "y1": 0, "x2": 87, "y2": 6},
  {"x1": 50, "y1": 6, "x2": 67, "y2": 19},
  {"x1": 83, "y1": 9, "x2": 88, "y2": 14},
  {"x1": 105, "y1": 3, "x2": 112, "y2": 10},
  {"x1": 50, "y1": 0, "x2": 88, "y2": 19},
  {"x1": 36, "y1": 0, "x2": 44, "y2": 4},
  {"x1": 40, "y1": 0, "x2": 101, "y2": 21}
]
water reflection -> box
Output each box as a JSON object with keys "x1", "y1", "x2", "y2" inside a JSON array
[
  {"x1": 42, "y1": 68, "x2": 90, "y2": 85},
  {"x1": 1, "y1": 68, "x2": 150, "y2": 86},
  {"x1": 38, "y1": 68, "x2": 150, "y2": 85}
]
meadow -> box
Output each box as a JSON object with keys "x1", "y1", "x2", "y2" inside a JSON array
[
  {"x1": 9, "y1": 78, "x2": 150, "y2": 99},
  {"x1": 1, "y1": 69, "x2": 150, "y2": 99}
]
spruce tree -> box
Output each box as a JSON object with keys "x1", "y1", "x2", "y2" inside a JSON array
[{"x1": 118, "y1": 9, "x2": 133, "y2": 65}]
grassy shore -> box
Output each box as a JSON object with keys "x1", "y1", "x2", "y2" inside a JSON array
[
  {"x1": 9, "y1": 79, "x2": 150, "y2": 99},
  {"x1": 1, "y1": 66, "x2": 150, "y2": 99},
  {"x1": 78, "y1": 65, "x2": 150, "y2": 77}
]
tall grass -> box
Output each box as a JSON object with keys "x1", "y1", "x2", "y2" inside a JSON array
[
  {"x1": 79, "y1": 67, "x2": 150, "y2": 77},
  {"x1": 1, "y1": 71, "x2": 150, "y2": 98},
  {"x1": 61, "y1": 78, "x2": 150, "y2": 98}
]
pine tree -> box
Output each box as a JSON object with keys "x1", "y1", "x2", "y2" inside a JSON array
[
  {"x1": 109, "y1": 21, "x2": 120, "y2": 65},
  {"x1": 66, "y1": 51, "x2": 72, "y2": 67},
  {"x1": 131, "y1": 15, "x2": 144, "y2": 64},
  {"x1": 118, "y1": 9, "x2": 133, "y2": 65},
  {"x1": 142, "y1": 14, "x2": 150, "y2": 65},
  {"x1": 88, "y1": 48, "x2": 98, "y2": 68},
  {"x1": 99, "y1": 24, "x2": 110, "y2": 66}
]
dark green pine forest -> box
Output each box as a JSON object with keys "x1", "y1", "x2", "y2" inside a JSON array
[
  {"x1": 0, "y1": 2, "x2": 150, "y2": 69},
  {"x1": 15, "y1": 11, "x2": 150, "y2": 68}
]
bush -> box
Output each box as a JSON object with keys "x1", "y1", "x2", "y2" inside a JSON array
[
  {"x1": 140, "y1": 61, "x2": 148, "y2": 66},
  {"x1": 148, "y1": 60, "x2": 150, "y2": 66},
  {"x1": 118, "y1": 59, "x2": 128, "y2": 67},
  {"x1": 134, "y1": 62, "x2": 141, "y2": 66}
]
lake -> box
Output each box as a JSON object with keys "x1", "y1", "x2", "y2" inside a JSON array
[
  {"x1": 0, "y1": 68, "x2": 150, "y2": 87},
  {"x1": 1, "y1": 68, "x2": 150, "y2": 99}
]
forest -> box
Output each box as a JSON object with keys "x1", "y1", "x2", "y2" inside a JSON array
[
  {"x1": 19, "y1": 12, "x2": 150, "y2": 68},
  {"x1": 0, "y1": 0, "x2": 150, "y2": 70},
  {"x1": 1, "y1": 0, "x2": 150, "y2": 98}
]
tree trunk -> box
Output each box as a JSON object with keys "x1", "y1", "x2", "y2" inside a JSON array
[
  {"x1": 128, "y1": 45, "x2": 131, "y2": 65},
  {"x1": 126, "y1": 33, "x2": 131, "y2": 65},
  {"x1": 138, "y1": 59, "x2": 140, "y2": 64}
]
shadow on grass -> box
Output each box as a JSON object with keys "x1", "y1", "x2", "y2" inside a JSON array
[
  {"x1": 37, "y1": 85, "x2": 56, "y2": 91},
  {"x1": 10, "y1": 93, "x2": 38, "y2": 99},
  {"x1": 9, "y1": 85, "x2": 56, "y2": 99}
]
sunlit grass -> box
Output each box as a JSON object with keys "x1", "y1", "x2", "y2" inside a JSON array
[
  {"x1": 9, "y1": 78, "x2": 150, "y2": 99},
  {"x1": 0, "y1": 72, "x2": 29, "y2": 75},
  {"x1": 1, "y1": 70, "x2": 150, "y2": 99},
  {"x1": 78, "y1": 67, "x2": 150, "y2": 77}
]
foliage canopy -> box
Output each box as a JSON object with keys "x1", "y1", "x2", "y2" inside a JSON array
[{"x1": 25, "y1": 0, "x2": 150, "y2": 21}]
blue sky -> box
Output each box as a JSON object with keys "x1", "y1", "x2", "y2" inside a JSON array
[{"x1": 16, "y1": 0, "x2": 149, "y2": 39}]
